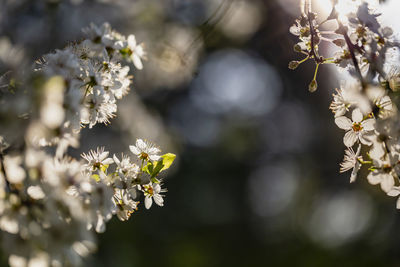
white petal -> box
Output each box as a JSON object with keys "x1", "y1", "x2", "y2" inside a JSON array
[
  {"x1": 132, "y1": 54, "x2": 143, "y2": 70},
  {"x1": 350, "y1": 162, "x2": 360, "y2": 183},
  {"x1": 99, "y1": 151, "x2": 109, "y2": 161},
  {"x1": 129, "y1": 145, "x2": 140, "y2": 155},
  {"x1": 289, "y1": 25, "x2": 300, "y2": 35},
  {"x1": 381, "y1": 174, "x2": 395, "y2": 193},
  {"x1": 153, "y1": 194, "x2": 164, "y2": 207},
  {"x1": 344, "y1": 131, "x2": 358, "y2": 147},
  {"x1": 361, "y1": 119, "x2": 375, "y2": 131},
  {"x1": 359, "y1": 133, "x2": 373, "y2": 146},
  {"x1": 387, "y1": 187, "x2": 400, "y2": 197},
  {"x1": 153, "y1": 183, "x2": 161, "y2": 193},
  {"x1": 148, "y1": 147, "x2": 161, "y2": 155},
  {"x1": 113, "y1": 154, "x2": 120, "y2": 165},
  {"x1": 334, "y1": 108, "x2": 347, "y2": 117},
  {"x1": 136, "y1": 45, "x2": 145, "y2": 57},
  {"x1": 370, "y1": 142, "x2": 385, "y2": 160},
  {"x1": 335, "y1": 116, "x2": 352, "y2": 130},
  {"x1": 103, "y1": 158, "x2": 114, "y2": 165},
  {"x1": 352, "y1": 108, "x2": 363, "y2": 123},
  {"x1": 149, "y1": 154, "x2": 161, "y2": 161},
  {"x1": 349, "y1": 172, "x2": 357, "y2": 183},
  {"x1": 144, "y1": 197, "x2": 152, "y2": 209},
  {"x1": 136, "y1": 139, "x2": 146, "y2": 150},
  {"x1": 127, "y1": 35, "x2": 137, "y2": 47},
  {"x1": 367, "y1": 171, "x2": 382, "y2": 185}
]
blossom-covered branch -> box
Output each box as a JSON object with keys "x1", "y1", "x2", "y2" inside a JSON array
[
  {"x1": 0, "y1": 23, "x2": 175, "y2": 267},
  {"x1": 289, "y1": 0, "x2": 400, "y2": 209}
]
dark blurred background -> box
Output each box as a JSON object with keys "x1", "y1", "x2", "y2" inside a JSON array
[{"x1": 1, "y1": 0, "x2": 400, "y2": 266}]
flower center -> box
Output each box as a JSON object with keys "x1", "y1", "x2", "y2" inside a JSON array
[
  {"x1": 147, "y1": 187, "x2": 154, "y2": 195},
  {"x1": 144, "y1": 185, "x2": 154, "y2": 196},
  {"x1": 93, "y1": 162, "x2": 101, "y2": 169},
  {"x1": 352, "y1": 122, "x2": 363, "y2": 132},
  {"x1": 140, "y1": 152, "x2": 149, "y2": 160}
]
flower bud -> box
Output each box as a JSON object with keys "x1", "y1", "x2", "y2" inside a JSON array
[
  {"x1": 309, "y1": 80, "x2": 318, "y2": 92},
  {"x1": 288, "y1": 61, "x2": 299, "y2": 70},
  {"x1": 293, "y1": 44, "x2": 302, "y2": 53}
]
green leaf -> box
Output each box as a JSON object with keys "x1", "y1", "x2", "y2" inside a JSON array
[
  {"x1": 160, "y1": 153, "x2": 176, "y2": 171},
  {"x1": 142, "y1": 162, "x2": 154, "y2": 175},
  {"x1": 151, "y1": 161, "x2": 164, "y2": 178},
  {"x1": 141, "y1": 153, "x2": 176, "y2": 179},
  {"x1": 151, "y1": 177, "x2": 161, "y2": 184}
]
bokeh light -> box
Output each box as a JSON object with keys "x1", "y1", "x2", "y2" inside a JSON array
[{"x1": 190, "y1": 49, "x2": 282, "y2": 117}]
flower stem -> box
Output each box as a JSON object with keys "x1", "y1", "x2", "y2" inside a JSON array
[{"x1": 313, "y1": 63, "x2": 320, "y2": 81}]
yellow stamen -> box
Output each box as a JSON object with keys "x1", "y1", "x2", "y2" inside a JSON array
[{"x1": 352, "y1": 122, "x2": 363, "y2": 132}]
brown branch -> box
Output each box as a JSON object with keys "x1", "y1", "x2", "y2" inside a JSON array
[
  {"x1": 337, "y1": 22, "x2": 365, "y2": 88},
  {"x1": 306, "y1": 3, "x2": 323, "y2": 64}
]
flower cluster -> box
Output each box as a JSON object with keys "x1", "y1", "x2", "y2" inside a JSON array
[
  {"x1": 290, "y1": 1, "x2": 400, "y2": 209},
  {"x1": 0, "y1": 140, "x2": 174, "y2": 266},
  {"x1": 0, "y1": 23, "x2": 175, "y2": 266},
  {"x1": 289, "y1": 1, "x2": 399, "y2": 91},
  {"x1": 32, "y1": 23, "x2": 146, "y2": 157}
]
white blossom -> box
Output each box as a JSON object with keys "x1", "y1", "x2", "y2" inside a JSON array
[
  {"x1": 330, "y1": 87, "x2": 352, "y2": 117},
  {"x1": 113, "y1": 189, "x2": 139, "y2": 221},
  {"x1": 289, "y1": 1, "x2": 400, "y2": 209},
  {"x1": 113, "y1": 154, "x2": 139, "y2": 182},
  {"x1": 81, "y1": 147, "x2": 114, "y2": 172},
  {"x1": 129, "y1": 139, "x2": 161, "y2": 162},
  {"x1": 375, "y1": 95, "x2": 394, "y2": 119},
  {"x1": 335, "y1": 108, "x2": 375, "y2": 147},
  {"x1": 125, "y1": 35, "x2": 146, "y2": 70},
  {"x1": 367, "y1": 163, "x2": 396, "y2": 193},
  {"x1": 0, "y1": 21, "x2": 175, "y2": 267},
  {"x1": 340, "y1": 145, "x2": 362, "y2": 183},
  {"x1": 141, "y1": 182, "x2": 166, "y2": 209}
]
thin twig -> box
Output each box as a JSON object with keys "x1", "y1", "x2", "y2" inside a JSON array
[
  {"x1": 337, "y1": 22, "x2": 365, "y2": 88},
  {"x1": 306, "y1": 1, "x2": 323, "y2": 64}
]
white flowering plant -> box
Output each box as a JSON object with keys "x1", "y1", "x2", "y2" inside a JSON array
[
  {"x1": 289, "y1": 1, "x2": 400, "y2": 207},
  {"x1": 0, "y1": 23, "x2": 175, "y2": 266}
]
